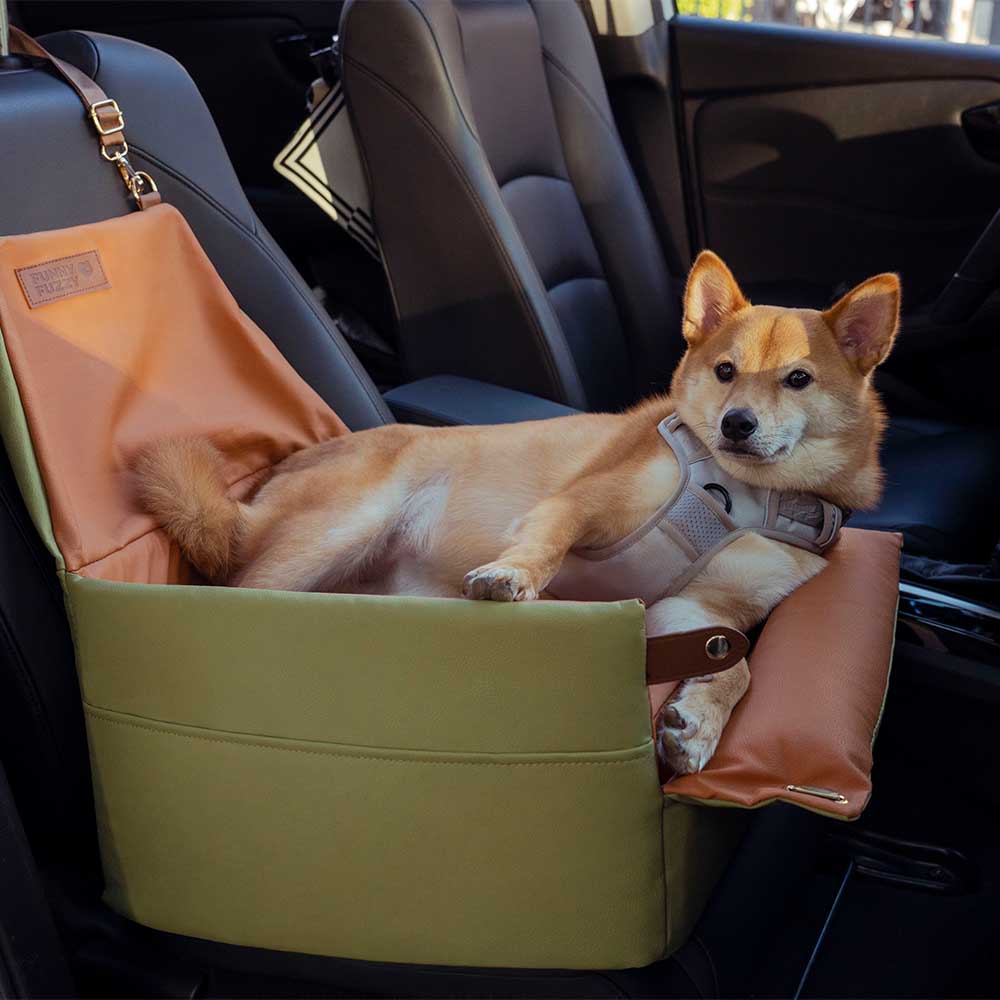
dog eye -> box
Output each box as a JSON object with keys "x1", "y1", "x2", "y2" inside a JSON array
[
  {"x1": 715, "y1": 362, "x2": 735, "y2": 383},
  {"x1": 784, "y1": 369, "x2": 813, "y2": 390}
]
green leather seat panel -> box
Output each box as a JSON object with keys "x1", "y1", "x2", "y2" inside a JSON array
[
  {"x1": 66, "y1": 575, "x2": 653, "y2": 756},
  {"x1": 68, "y1": 574, "x2": 680, "y2": 969}
]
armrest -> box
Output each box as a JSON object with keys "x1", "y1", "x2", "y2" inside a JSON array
[{"x1": 383, "y1": 375, "x2": 580, "y2": 426}]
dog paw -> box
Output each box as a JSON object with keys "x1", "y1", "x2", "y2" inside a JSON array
[
  {"x1": 463, "y1": 564, "x2": 538, "y2": 602},
  {"x1": 655, "y1": 687, "x2": 726, "y2": 776}
]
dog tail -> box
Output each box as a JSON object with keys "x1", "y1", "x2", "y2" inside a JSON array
[{"x1": 134, "y1": 436, "x2": 245, "y2": 581}]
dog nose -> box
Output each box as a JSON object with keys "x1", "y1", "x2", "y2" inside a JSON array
[{"x1": 721, "y1": 408, "x2": 758, "y2": 442}]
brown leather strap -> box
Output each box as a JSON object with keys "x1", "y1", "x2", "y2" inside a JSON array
[
  {"x1": 9, "y1": 26, "x2": 160, "y2": 208},
  {"x1": 645, "y1": 626, "x2": 749, "y2": 684}
]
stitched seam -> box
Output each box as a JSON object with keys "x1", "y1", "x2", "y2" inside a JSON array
[
  {"x1": 343, "y1": 54, "x2": 567, "y2": 395},
  {"x1": 406, "y1": 0, "x2": 478, "y2": 138},
  {"x1": 542, "y1": 48, "x2": 661, "y2": 251},
  {"x1": 386, "y1": 400, "x2": 468, "y2": 426},
  {"x1": 547, "y1": 274, "x2": 608, "y2": 295},
  {"x1": 86, "y1": 710, "x2": 654, "y2": 767},
  {"x1": 127, "y1": 146, "x2": 391, "y2": 427},
  {"x1": 541, "y1": 47, "x2": 617, "y2": 135},
  {"x1": 541, "y1": 48, "x2": 653, "y2": 392},
  {"x1": 498, "y1": 172, "x2": 573, "y2": 190},
  {"x1": 343, "y1": 54, "x2": 580, "y2": 406}
]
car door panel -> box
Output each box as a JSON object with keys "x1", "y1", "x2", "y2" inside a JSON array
[
  {"x1": 689, "y1": 78, "x2": 1000, "y2": 304},
  {"x1": 673, "y1": 20, "x2": 1000, "y2": 307}
]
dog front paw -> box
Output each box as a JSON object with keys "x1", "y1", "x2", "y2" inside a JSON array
[
  {"x1": 463, "y1": 564, "x2": 538, "y2": 602},
  {"x1": 655, "y1": 687, "x2": 726, "y2": 776}
]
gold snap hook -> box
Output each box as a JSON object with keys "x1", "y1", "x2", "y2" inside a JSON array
[{"x1": 100, "y1": 138, "x2": 129, "y2": 162}]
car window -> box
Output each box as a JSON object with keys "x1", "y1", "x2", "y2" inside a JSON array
[{"x1": 667, "y1": 0, "x2": 998, "y2": 46}]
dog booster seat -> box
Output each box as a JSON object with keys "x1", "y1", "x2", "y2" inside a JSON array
[{"x1": 0, "y1": 40, "x2": 900, "y2": 973}]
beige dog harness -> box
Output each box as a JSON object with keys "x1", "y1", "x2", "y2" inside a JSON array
[{"x1": 548, "y1": 414, "x2": 846, "y2": 605}]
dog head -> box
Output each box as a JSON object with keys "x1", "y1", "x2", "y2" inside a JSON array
[{"x1": 670, "y1": 251, "x2": 900, "y2": 509}]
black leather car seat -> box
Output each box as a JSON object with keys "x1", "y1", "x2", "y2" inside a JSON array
[
  {"x1": 341, "y1": 0, "x2": 681, "y2": 414},
  {"x1": 340, "y1": 0, "x2": 1000, "y2": 564}
]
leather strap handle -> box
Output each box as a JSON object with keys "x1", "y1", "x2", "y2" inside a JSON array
[
  {"x1": 645, "y1": 626, "x2": 749, "y2": 684},
  {"x1": 9, "y1": 26, "x2": 160, "y2": 209}
]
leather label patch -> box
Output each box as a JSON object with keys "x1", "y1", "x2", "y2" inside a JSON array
[{"x1": 15, "y1": 251, "x2": 110, "y2": 309}]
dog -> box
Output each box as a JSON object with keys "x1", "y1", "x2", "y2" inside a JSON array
[{"x1": 136, "y1": 251, "x2": 900, "y2": 775}]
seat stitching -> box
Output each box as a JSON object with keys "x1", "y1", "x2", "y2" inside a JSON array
[
  {"x1": 547, "y1": 274, "x2": 609, "y2": 296},
  {"x1": 86, "y1": 709, "x2": 655, "y2": 766},
  {"x1": 541, "y1": 48, "x2": 658, "y2": 241},
  {"x1": 405, "y1": 0, "x2": 479, "y2": 139},
  {"x1": 385, "y1": 399, "x2": 469, "y2": 426},
  {"x1": 343, "y1": 54, "x2": 571, "y2": 402},
  {"x1": 343, "y1": 53, "x2": 586, "y2": 409},
  {"x1": 540, "y1": 47, "x2": 618, "y2": 134},
  {"x1": 498, "y1": 172, "x2": 574, "y2": 191},
  {"x1": 541, "y1": 48, "x2": 669, "y2": 398}
]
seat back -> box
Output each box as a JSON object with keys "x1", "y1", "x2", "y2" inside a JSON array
[
  {"x1": 341, "y1": 0, "x2": 681, "y2": 412},
  {"x1": 0, "y1": 29, "x2": 389, "y2": 866}
]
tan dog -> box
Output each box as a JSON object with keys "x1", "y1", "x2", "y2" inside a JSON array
[{"x1": 137, "y1": 252, "x2": 900, "y2": 774}]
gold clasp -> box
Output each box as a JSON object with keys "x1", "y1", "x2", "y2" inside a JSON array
[
  {"x1": 127, "y1": 170, "x2": 158, "y2": 207},
  {"x1": 88, "y1": 95, "x2": 157, "y2": 209},
  {"x1": 100, "y1": 138, "x2": 129, "y2": 162},
  {"x1": 88, "y1": 98, "x2": 125, "y2": 136}
]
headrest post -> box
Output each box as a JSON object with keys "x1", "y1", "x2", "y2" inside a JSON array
[{"x1": 0, "y1": 0, "x2": 11, "y2": 58}]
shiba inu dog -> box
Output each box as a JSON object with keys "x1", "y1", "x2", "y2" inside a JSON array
[{"x1": 136, "y1": 251, "x2": 900, "y2": 775}]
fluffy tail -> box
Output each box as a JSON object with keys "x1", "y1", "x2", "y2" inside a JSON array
[{"x1": 134, "y1": 436, "x2": 245, "y2": 581}]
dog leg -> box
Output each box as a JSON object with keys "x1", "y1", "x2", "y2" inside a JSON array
[
  {"x1": 235, "y1": 480, "x2": 407, "y2": 592},
  {"x1": 646, "y1": 595, "x2": 750, "y2": 776},
  {"x1": 657, "y1": 660, "x2": 750, "y2": 776},
  {"x1": 463, "y1": 494, "x2": 588, "y2": 601}
]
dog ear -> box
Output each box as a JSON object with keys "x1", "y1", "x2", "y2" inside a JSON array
[
  {"x1": 682, "y1": 251, "x2": 749, "y2": 345},
  {"x1": 823, "y1": 274, "x2": 901, "y2": 375}
]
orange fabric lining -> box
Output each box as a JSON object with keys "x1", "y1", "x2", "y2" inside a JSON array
[{"x1": 0, "y1": 205, "x2": 347, "y2": 583}]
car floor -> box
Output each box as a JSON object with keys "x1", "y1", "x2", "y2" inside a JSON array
[{"x1": 795, "y1": 662, "x2": 998, "y2": 999}]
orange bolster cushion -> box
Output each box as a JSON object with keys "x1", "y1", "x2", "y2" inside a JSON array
[{"x1": 660, "y1": 526, "x2": 900, "y2": 819}]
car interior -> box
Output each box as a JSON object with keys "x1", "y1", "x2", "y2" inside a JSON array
[{"x1": 1, "y1": 1, "x2": 999, "y2": 997}]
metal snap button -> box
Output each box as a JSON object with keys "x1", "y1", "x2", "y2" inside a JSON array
[{"x1": 705, "y1": 634, "x2": 730, "y2": 660}]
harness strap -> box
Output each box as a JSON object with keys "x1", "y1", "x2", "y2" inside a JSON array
[
  {"x1": 658, "y1": 414, "x2": 844, "y2": 563},
  {"x1": 645, "y1": 626, "x2": 749, "y2": 684}
]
